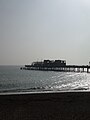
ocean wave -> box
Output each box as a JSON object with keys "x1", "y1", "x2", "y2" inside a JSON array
[
  {"x1": 73, "y1": 87, "x2": 89, "y2": 90},
  {"x1": 0, "y1": 86, "x2": 51, "y2": 93}
]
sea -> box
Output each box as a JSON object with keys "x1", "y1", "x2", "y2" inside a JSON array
[{"x1": 0, "y1": 65, "x2": 90, "y2": 93}]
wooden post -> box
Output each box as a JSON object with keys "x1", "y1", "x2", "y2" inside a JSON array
[
  {"x1": 87, "y1": 68, "x2": 89, "y2": 73},
  {"x1": 82, "y1": 68, "x2": 84, "y2": 72}
]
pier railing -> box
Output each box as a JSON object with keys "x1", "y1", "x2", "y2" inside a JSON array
[{"x1": 21, "y1": 65, "x2": 90, "y2": 73}]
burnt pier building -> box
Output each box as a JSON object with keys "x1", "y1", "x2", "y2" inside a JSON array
[{"x1": 21, "y1": 60, "x2": 90, "y2": 73}]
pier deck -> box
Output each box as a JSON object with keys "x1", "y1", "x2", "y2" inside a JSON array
[{"x1": 22, "y1": 65, "x2": 90, "y2": 73}]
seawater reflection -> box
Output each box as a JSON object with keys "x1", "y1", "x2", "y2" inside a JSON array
[{"x1": 0, "y1": 66, "x2": 90, "y2": 92}]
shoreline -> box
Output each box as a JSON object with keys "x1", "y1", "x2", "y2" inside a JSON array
[
  {"x1": 0, "y1": 89, "x2": 90, "y2": 95},
  {"x1": 0, "y1": 91, "x2": 90, "y2": 120}
]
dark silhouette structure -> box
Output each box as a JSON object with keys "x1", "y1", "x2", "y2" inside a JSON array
[
  {"x1": 21, "y1": 59, "x2": 90, "y2": 73},
  {"x1": 28, "y1": 60, "x2": 66, "y2": 68}
]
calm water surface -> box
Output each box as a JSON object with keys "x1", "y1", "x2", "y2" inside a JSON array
[{"x1": 0, "y1": 66, "x2": 90, "y2": 93}]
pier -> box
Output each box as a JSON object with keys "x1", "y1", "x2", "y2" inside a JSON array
[
  {"x1": 21, "y1": 60, "x2": 90, "y2": 73},
  {"x1": 22, "y1": 65, "x2": 90, "y2": 73}
]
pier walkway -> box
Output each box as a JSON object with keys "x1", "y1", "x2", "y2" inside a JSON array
[{"x1": 22, "y1": 65, "x2": 90, "y2": 73}]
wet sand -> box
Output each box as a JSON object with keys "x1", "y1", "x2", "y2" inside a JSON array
[{"x1": 0, "y1": 91, "x2": 90, "y2": 120}]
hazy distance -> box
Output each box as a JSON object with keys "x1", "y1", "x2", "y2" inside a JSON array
[{"x1": 0, "y1": 0, "x2": 90, "y2": 65}]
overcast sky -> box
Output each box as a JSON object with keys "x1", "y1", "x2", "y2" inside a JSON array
[{"x1": 0, "y1": 0, "x2": 90, "y2": 65}]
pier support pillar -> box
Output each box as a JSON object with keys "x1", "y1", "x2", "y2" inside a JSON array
[
  {"x1": 87, "y1": 68, "x2": 89, "y2": 73},
  {"x1": 82, "y1": 68, "x2": 84, "y2": 72},
  {"x1": 73, "y1": 68, "x2": 75, "y2": 72}
]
